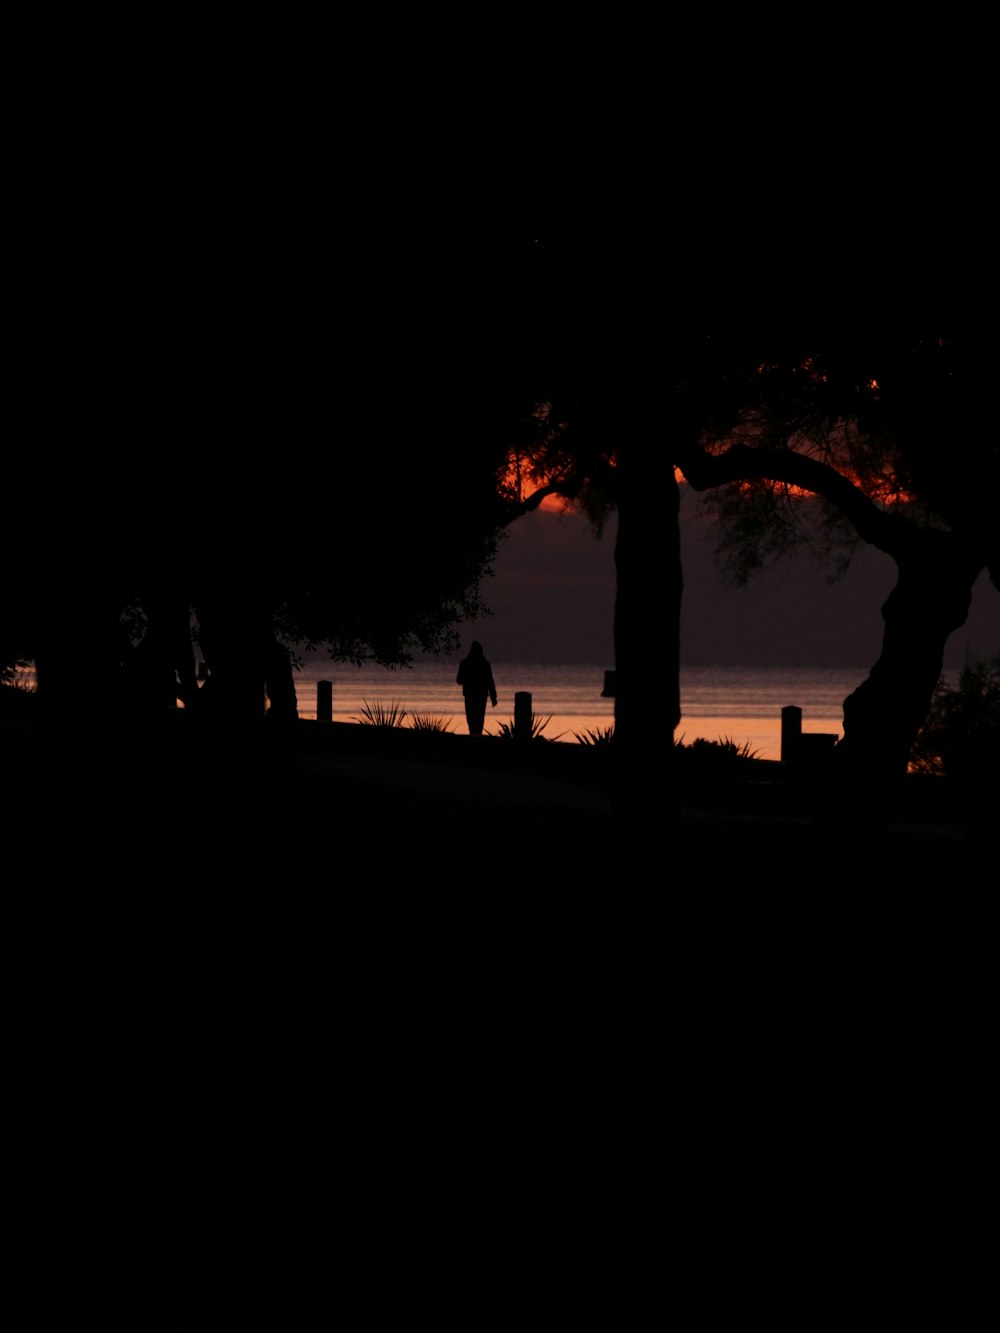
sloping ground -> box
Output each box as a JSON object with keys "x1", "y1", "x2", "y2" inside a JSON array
[
  {"x1": 3, "y1": 707, "x2": 999, "y2": 1323},
  {"x1": 296, "y1": 716, "x2": 614, "y2": 797}
]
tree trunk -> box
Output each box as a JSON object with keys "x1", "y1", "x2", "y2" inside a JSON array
[
  {"x1": 833, "y1": 541, "x2": 982, "y2": 817},
  {"x1": 30, "y1": 583, "x2": 136, "y2": 876},
  {"x1": 611, "y1": 451, "x2": 683, "y2": 957},
  {"x1": 803, "y1": 539, "x2": 985, "y2": 926}
]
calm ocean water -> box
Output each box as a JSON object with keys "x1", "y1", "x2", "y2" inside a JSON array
[
  {"x1": 287, "y1": 658, "x2": 930, "y2": 760},
  {"x1": 13, "y1": 658, "x2": 962, "y2": 761}
]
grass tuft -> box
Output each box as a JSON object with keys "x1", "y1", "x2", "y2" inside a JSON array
[
  {"x1": 409, "y1": 714, "x2": 454, "y2": 733},
  {"x1": 354, "y1": 699, "x2": 407, "y2": 728},
  {"x1": 573, "y1": 724, "x2": 615, "y2": 747},
  {"x1": 492, "y1": 712, "x2": 564, "y2": 742}
]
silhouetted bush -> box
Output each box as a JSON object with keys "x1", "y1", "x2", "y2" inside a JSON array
[
  {"x1": 910, "y1": 662, "x2": 1000, "y2": 786},
  {"x1": 675, "y1": 735, "x2": 763, "y2": 778}
]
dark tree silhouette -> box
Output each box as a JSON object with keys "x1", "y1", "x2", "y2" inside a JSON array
[
  {"x1": 6, "y1": 20, "x2": 517, "y2": 755},
  {"x1": 675, "y1": 328, "x2": 997, "y2": 834},
  {"x1": 11, "y1": 12, "x2": 994, "y2": 916}
]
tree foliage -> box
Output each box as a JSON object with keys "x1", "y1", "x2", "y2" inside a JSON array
[
  {"x1": 910, "y1": 662, "x2": 1000, "y2": 785},
  {"x1": 6, "y1": 22, "x2": 524, "y2": 703}
]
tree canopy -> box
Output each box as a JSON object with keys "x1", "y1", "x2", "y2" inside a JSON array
[{"x1": 6, "y1": 19, "x2": 527, "y2": 696}]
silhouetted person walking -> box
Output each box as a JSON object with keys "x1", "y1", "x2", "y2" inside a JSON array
[{"x1": 456, "y1": 640, "x2": 497, "y2": 736}]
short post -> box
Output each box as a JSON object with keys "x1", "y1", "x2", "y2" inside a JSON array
[
  {"x1": 514, "y1": 690, "x2": 533, "y2": 742},
  {"x1": 781, "y1": 705, "x2": 802, "y2": 766},
  {"x1": 317, "y1": 679, "x2": 332, "y2": 723}
]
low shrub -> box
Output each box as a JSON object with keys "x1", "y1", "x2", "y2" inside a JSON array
[
  {"x1": 675, "y1": 735, "x2": 762, "y2": 772},
  {"x1": 910, "y1": 661, "x2": 1000, "y2": 784}
]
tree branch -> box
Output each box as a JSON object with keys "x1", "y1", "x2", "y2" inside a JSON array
[
  {"x1": 675, "y1": 442, "x2": 919, "y2": 558},
  {"x1": 498, "y1": 473, "x2": 585, "y2": 527}
]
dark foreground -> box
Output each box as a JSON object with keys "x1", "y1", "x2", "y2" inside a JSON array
[{"x1": 2, "y1": 713, "x2": 999, "y2": 1325}]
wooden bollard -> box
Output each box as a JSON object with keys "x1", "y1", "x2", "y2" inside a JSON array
[
  {"x1": 317, "y1": 679, "x2": 332, "y2": 723},
  {"x1": 514, "y1": 690, "x2": 533, "y2": 742},
  {"x1": 781, "y1": 705, "x2": 801, "y2": 765}
]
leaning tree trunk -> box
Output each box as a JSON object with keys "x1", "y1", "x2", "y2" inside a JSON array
[{"x1": 828, "y1": 534, "x2": 983, "y2": 836}]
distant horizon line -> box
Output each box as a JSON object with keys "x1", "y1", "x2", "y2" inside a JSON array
[{"x1": 290, "y1": 656, "x2": 961, "y2": 673}]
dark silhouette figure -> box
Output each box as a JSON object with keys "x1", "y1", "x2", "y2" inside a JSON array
[{"x1": 456, "y1": 641, "x2": 497, "y2": 736}]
